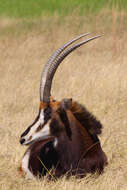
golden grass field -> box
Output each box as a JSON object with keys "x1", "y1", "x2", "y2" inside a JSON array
[{"x1": 0, "y1": 10, "x2": 127, "y2": 190}]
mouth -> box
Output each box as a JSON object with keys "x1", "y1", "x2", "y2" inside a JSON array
[{"x1": 20, "y1": 135, "x2": 55, "y2": 146}]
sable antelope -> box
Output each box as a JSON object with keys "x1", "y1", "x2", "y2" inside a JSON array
[{"x1": 20, "y1": 33, "x2": 107, "y2": 179}]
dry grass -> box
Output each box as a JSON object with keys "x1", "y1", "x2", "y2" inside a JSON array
[{"x1": 0, "y1": 12, "x2": 127, "y2": 190}]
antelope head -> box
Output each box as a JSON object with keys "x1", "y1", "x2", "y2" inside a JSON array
[{"x1": 20, "y1": 33, "x2": 102, "y2": 146}]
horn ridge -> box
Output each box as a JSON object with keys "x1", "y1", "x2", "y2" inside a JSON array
[
  {"x1": 46, "y1": 33, "x2": 91, "y2": 65},
  {"x1": 40, "y1": 33, "x2": 91, "y2": 102},
  {"x1": 41, "y1": 34, "x2": 102, "y2": 103}
]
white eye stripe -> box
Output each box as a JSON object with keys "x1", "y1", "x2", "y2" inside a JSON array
[
  {"x1": 24, "y1": 110, "x2": 45, "y2": 139},
  {"x1": 40, "y1": 110, "x2": 45, "y2": 123},
  {"x1": 22, "y1": 109, "x2": 52, "y2": 145},
  {"x1": 33, "y1": 121, "x2": 51, "y2": 140},
  {"x1": 29, "y1": 120, "x2": 40, "y2": 136}
]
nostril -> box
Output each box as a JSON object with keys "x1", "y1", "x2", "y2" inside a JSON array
[{"x1": 20, "y1": 138, "x2": 25, "y2": 145}]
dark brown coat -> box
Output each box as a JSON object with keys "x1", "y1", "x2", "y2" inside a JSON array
[{"x1": 21, "y1": 99, "x2": 107, "y2": 179}]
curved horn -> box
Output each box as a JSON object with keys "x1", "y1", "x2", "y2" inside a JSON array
[
  {"x1": 46, "y1": 33, "x2": 91, "y2": 68},
  {"x1": 41, "y1": 34, "x2": 102, "y2": 103},
  {"x1": 40, "y1": 33, "x2": 90, "y2": 102}
]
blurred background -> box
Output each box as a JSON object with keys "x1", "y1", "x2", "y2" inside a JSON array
[
  {"x1": 0, "y1": 0, "x2": 127, "y2": 36},
  {"x1": 0, "y1": 1, "x2": 127, "y2": 190}
]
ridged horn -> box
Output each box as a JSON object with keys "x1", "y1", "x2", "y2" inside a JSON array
[
  {"x1": 40, "y1": 34, "x2": 102, "y2": 103},
  {"x1": 40, "y1": 33, "x2": 90, "y2": 102}
]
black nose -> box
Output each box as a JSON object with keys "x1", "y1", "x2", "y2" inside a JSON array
[{"x1": 20, "y1": 138, "x2": 25, "y2": 145}]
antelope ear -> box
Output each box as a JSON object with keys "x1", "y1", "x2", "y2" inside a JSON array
[{"x1": 61, "y1": 98, "x2": 72, "y2": 110}]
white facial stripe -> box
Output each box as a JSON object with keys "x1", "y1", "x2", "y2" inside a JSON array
[
  {"x1": 24, "y1": 109, "x2": 45, "y2": 140},
  {"x1": 32, "y1": 120, "x2": 51, "y2": 141},
  {"x1": 40, "y1": 109, "x2": 45, "y2": 121},
  {"x1": 22, "y1": 109, "x2": 51, "y2": 145},
  {"x1": 28, "y1": 120, "x2": 40, "y2": 137},
  {"x1": 22, "y1": 150, "x2": 34, "y2": 179}
]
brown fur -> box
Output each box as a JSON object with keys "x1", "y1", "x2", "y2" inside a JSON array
[
  {"x1": 21, "y1": 99, "x2": 107, "y2": 178},
  {"x1": 39, "y1": 101, "x2": 48, "y2": 109},
  {"x1": 49, "y1": 106, "x2": 107, "y2": 178},
  {"x1": 21, "y1": 137, "x2": 57, "y2": 178}
]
